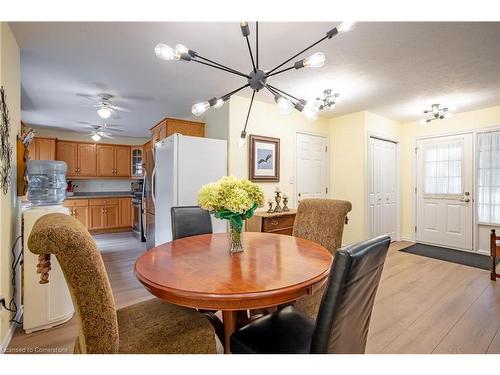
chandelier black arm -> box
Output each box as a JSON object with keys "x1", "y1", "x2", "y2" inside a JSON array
[
  {"x1": 245, "y1": 36, "x2": 257, "y2": 73},
  {"x1": 256, "y1": 22, "x2": 259, "y2": 69},
  {"x1": 195, "y1": 54, "x2": 251, "y2": 79},
  {"x1": 242, "y1": 90, "x2": 256, "y2": 134},
  {"x1": 266, "y1": 34, "x2": 328, "y2": 75},
  {"x1": 267, "y1": 84, "x2": 300, "y2": 102},
  {"x1": 191, "y1": 59, "x2": 250, "y2": 79},
  {"x1": 219, "y1": 83, "x2": 250, "y2": 100},
  {"x1": 262, "y1": 83, "x2": 280, "y2": 99},
  {"x1": 265, "y1": 65, "x2": 294, "y2": 78}
]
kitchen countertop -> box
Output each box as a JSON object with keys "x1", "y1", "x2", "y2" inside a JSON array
[{"x1": 66, "y1": 191, "x2": 134, "y2": 199}]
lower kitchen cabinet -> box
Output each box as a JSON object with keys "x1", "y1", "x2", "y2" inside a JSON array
[
  {"x1": 65, "y1": 197, "x2": 133, "y2": 232},
  {"x1": 118, "y1": 197, "x2": 133, "y2": 227}
]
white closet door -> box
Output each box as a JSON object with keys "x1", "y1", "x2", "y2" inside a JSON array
[{"x1": 368, "y1": 137, "x2": 398, "y2": 239}]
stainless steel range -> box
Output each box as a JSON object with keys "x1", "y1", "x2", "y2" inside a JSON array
[{"x1": 131, "y1": 179, "x2": 145, "y2": 242}]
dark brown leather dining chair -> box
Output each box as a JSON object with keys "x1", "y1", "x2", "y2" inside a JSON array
[
  {"x1": 171, "y1": 206, "x2": 213, "y2": 240},
  {"x1": 230, "y1": 235, "x2": 391, "y2": 354}
]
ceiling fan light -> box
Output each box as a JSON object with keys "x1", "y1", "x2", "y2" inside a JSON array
[
  {"x1": 91, "y1": 132, "x2": 101, "y2": 142},
  {"x1": 275, "y1": 96, "x2": 294, "y2": 115},
  {"x1": 337, "y1": 21, "x2": 356, "y2": 34},
  {"x1": 192, "y1": 101, "x2": 210, "y2": 116},
  {"x1": 97, "y1": 106, "x2": 112, "y2": 119},
  {"x1": 154, "y1": 43, "x2": 180, "y2": 61},
  {"x1": 303, "y1": 52, "x2": 326, "y2": 68}
]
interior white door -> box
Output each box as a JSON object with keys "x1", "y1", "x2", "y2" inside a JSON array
[
  {"x1": 416, "y1": 134, "x2": 473, "y2": 250},
  {"x1": 296, "y1": 133, "x2": 329, "y2": 205},
  {"x1": 368, "y1": 137, "x2": 398, "y2": 240}
]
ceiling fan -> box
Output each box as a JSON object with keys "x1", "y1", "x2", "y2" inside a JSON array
[
  {"x1": 79, "y1": 93, "x2": 132, "y2": 119},
  {"x1": 81, "y1": 123, "x2": 123, "y2": 141}
]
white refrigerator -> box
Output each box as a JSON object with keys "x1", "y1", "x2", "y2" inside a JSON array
[{"x1": 147, "y1": 134, "x2": 227, "y2": 248}]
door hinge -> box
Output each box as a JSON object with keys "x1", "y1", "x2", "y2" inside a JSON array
[
  {"x1": 326, "y1": 187, "x2": 328, "y2": 194},
  {"x1": 415, "y1": 146, "x2": 418, "y2": 153},
  {"x1": 414, "y1": 186, "x2": 417, "y2": 194},
  {"x1": 325, "y1": 145, "x2": 328, "y2": 152},
  {"x1": 415, "y1": 225, "x2": 417, "y2": 233}
]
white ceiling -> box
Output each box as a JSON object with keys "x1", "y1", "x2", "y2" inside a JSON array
[{"x1": 10, "y1": 22, "x2": 500, "y2": 137}]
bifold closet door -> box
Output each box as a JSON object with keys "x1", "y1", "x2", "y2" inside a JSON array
[{"x1": 368, "y1": 137, "x2": 397, "y2": 239}]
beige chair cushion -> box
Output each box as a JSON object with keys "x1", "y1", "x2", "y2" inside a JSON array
[{"x1": 117, "y1": 299, "x2": 216, "y2": 354}]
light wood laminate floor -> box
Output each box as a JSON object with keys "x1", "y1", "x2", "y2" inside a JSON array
[{"x1": 7, "y1": 233, "x2": 500, "y2": 354}]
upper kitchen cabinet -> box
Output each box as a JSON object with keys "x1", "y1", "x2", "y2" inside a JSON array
[
  {"x1": 150, "y1": 117, "x2": 205, "y2": 143},
  {"x1": 57, "y1": 141, "x2": 97, "y2": 178},
  {"x1": 97, "y1": 144, "x2": 131, "y2": 177},
  {"x1": 131, "y1": 146, "x2": 144, "y2": 178},
  {"x1": 28, "y1": 137, "x2": 56, "y2": 160}
]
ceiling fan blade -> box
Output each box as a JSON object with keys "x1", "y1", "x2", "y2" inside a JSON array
[
  {"x1": 109, "y1": 105, "x2": 131, "y2": 113},
  {"x1": 101, "y1": 133, "x2": 114, "y2": 139}
]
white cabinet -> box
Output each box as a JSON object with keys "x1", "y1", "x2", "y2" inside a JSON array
[{"x1": 22, "y1": 205, "x2": 74, "y2": 333}]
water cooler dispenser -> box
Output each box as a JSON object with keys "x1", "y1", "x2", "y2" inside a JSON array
[{"x1": 22, "y1": 160, "x2": 74, "y2": 333}]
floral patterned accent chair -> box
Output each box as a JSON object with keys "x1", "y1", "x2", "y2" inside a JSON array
[
  {"x1": 28, "y1": 213, "x2": 216, "y2": 354},
  {"x1": 292, "y1": 199, "x2": 352, "y2": 319}
]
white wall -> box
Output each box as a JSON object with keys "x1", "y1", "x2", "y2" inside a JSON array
[{"x1": 228, "y1": 95, "x2": 330, "y2": 208}]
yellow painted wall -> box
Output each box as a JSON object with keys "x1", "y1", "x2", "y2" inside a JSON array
[
  {"x1": 0, "y1": 22, "x2": 21, "y2": 350},
  {"x1": 400, "y1": 105, "x2": 500, "y2": 240},
  {"x1": 29, "y1": 126, "x2": 148, "y2": 145},
  {"x1": 329, "y1": 111, "x2": 402, "y2": 245},
  {"x1": 228, "y1": 95, "x2": 330, "y2": 208}
]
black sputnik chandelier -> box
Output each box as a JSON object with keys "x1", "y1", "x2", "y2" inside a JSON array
[{"x1": 155, "y1": 22, "x2": 355, "y2": 144}]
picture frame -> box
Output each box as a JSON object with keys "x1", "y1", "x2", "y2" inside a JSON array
[{"x1": 248, "y1": 134, "x2": 280, "y2": 182}]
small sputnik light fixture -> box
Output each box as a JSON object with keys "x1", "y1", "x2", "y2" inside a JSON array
[
  {"x1": 420, "y1": 104, "x2": 453, "y2": 124},
  {"x1": 154, "y1": 22, "x2": 356, "y2": 145}
]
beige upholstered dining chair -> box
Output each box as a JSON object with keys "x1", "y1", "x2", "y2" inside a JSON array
[
  {"x1": 292, "y1": 199, "x2": 352, "y2": 319},
  {"x1": 28, "y1": 213, "x2": 216, "y2": 354}
]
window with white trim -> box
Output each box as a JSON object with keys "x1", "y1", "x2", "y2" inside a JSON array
[
  {"x1": 423, "y1": 141, "x2": 463, "y2": 195},
  {"x1": 477, "y1": 131, "x2": 500, "y2": 224}
]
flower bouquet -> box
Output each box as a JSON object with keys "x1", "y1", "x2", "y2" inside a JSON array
[{"x1": 198, "y1": 176, "x2": 265, "y2": 253}]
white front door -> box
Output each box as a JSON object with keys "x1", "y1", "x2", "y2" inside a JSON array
[
  {"x1": 416, "y1": 134, "x2": 473, "y2": 250},
  {"x1": 296, "y1": 133, "x2": 329, "y2": 205},
  {"x1": 368, "y1": 137, "x2": 398, "y2": 240}
]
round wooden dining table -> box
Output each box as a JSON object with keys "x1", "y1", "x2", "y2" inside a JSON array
[{"x1": 134, "y1": 232, "x2": 333, "y2": 353}]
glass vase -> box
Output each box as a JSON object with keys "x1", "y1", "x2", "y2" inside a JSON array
[{"x1": 228, "y1": 220, "x2": 244, "y2": 254}]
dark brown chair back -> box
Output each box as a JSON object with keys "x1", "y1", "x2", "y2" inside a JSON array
[
  {"x1": 171, "y1": 206, "x2": 213, "y2": 240},
  {"x1": 311, "y1": 235, "x2": 390, "y2": 353}
]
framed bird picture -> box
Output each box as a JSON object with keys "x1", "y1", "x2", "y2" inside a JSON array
[{"x1": 248, "y1": 134, "x2": 280, "y2": 182}]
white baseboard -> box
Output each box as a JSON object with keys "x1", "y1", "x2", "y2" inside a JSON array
[
  {"x1": 399, "y1": 236, "x2": 415, "y2": 242},
  {"x1": 0, "y1": 307, "x2": 23, "y2": 354}
]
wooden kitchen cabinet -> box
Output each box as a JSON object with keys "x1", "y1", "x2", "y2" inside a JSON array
[
  {"x1": 28, "y1": 137, "x2": 56, "y2": 160},
  {"x1": 89, "y1": 199, "x2": 119, "y2": 230},
  {"x1": 131, "y1": 146, "x2": 143, "y2": 178},
  {"x1": 56, "y1": 141, "x2": 78, "y2": 176},
  {"x1": 64, "y1": 199, "x2": 89, "y2": 229},
  {"x1": 150, "y1": 117, "x2": 205, "y2": 144},
  {"x1": 77, "y1": 143, "x2": 97, "y2": 177},
  {"x1": 57, "y1": 141, "x2": 97, "y2": 177},
  {"x1": 118, "y1": 197, "x2": 133, "y2": 227},
  {"x1": 97, "y1": 144, "x2": 131, "y2": 177},
  {"x1": 115, "y1": 146, "x2": 131, "y2": 177}
]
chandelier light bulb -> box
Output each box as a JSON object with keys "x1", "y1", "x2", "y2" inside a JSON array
[
  {"x1": 154, "y1": 43, "x2": 180, "y2": 61},
  {"x1": 275, "y1": 96, "x2": 294, "y2": 115},
  {"x1": 337, "y1": 22, "x2": 356, "y2": 34},
  {"x1": 303, "y1": 105, "x2": 319, "y2": 120},
  {"x1": 191, "y1": 101, "x2": 210, "y2": 116},
  {"x1": 213, "y1": 98, "x2": 225, "y2": 109},
  {"x1": 175, "y1": 44, "x2": 189, "y2": 55},
  {"x1": 303, "y1": 52, "x2": 326, "y2": 68},
  {"x1": 91, "y1": 132, "x2": 102, "y2": 142},
  {"x1": 97, "y1": 105, "x2": 112, "y2": 119}
]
